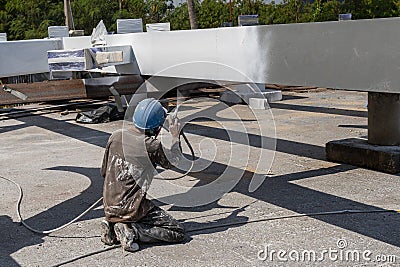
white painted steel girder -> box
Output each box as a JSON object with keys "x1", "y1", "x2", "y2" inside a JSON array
[
  {"x1": 0, "y1": 39, "x2": 62, "y2": 78},
  {"x1": 2, "y1": 17, "x2": 400, "y2": 93},
  {"x1": 64, "y1": 17, "x2": 400, "y2": 93}
]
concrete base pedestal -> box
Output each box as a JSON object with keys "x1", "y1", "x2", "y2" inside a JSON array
[
  {"x1": 326, "y1": 138, "x2": 400, "y2": 174},
  {"x1": 326, "y1": 92, "x2": 400, "y2": 174}
]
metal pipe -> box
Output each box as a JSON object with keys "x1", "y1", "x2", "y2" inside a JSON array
[{"x1": 64, "y1": 0, "x2": 73, "y2": 30}]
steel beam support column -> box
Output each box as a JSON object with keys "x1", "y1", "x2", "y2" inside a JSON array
[
  {"x1": 368, "y1": 92, "x2": 400, "y2": 145},
  {"x1": 326, "y1": 92, "x2": 400, "y2": 173}
]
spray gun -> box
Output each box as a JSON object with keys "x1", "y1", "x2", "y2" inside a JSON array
[
  {"x1": 170, "y1": 105, "x2": 179, "y2": 121},
  {"x1": 154, "y1": 101, "x2": 196, "y2": 180}
]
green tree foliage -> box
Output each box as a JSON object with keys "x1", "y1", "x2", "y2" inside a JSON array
[
  {"x1": 145, "y1": 0, "x2": 172, "y2": 23},
  {"x1": 165, "y1": 1, "x2": 199, "y2": 30},
  {"x1": 197, "y1": 0, "x2": 229, "y2": 28},
  {"x1": 71, "y1": 0, "x2": 118, "y2": 34},
  {"x1": 1, "y1": 0, "x2": 400, "y2": 40},
  {"x1": 2, "y1": 0, "x2": 64, "y2": 40},
  {"x1": 342, "y1": 0, "x2": 400, "y2": 19},
  {"x1": 312, "y1": 0, "x2": 342, "y2": 22}
]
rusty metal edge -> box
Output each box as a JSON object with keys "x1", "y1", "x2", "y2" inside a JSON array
[{"x1": 0, "y1": 75, "x2": 144, "y2": 106}]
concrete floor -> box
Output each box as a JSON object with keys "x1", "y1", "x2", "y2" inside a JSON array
[{"x1": 0, "y1": 90, "x2": 399, "y2": 266}]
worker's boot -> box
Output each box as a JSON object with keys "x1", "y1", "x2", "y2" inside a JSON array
[
  {"x1": 100, "y1": 220, "x2": 118, "y2": 246},
  {"x1": 114, "y1": 223, "x2": 140, "y2": 252}
]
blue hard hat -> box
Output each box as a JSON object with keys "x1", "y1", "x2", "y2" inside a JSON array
[{"x1": 133, "y1": 98, "x2": 166, "y2": 130}]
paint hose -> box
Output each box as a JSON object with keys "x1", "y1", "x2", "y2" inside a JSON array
[
  {"x1": 0, "y1": 174, "x2": 103, "y2": 234},
  {"x1": 51, "y1": 207, "x2": 400, "y2": 266},
  {"x1": 2, "y1": 173, "x2": 400, "y2": 267},
  {"x1": 0, "y1": 119, "x2": 195, "y2": 234},
  {"x1": 0, "y1": 129, "x2": 194, "y2": 234},
  {"x1": 154, "y1": 111, "x2": 197, "y2": 180},
  {"x1": 156, "y1": 131, "x2": 196, "y2": 180}
]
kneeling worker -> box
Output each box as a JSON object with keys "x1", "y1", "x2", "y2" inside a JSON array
[{"x1": 100, "y1": 98, "x2": 185, "y2": 252}]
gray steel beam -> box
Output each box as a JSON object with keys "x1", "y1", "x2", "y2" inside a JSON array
[
  {"x1": 255, "y1": 18, "x2": 400, "y2": 93},
  {"x1": 101, "y1": 18, "x2": 400, "y2": 93}
]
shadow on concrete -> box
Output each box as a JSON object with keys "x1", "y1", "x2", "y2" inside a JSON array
[
  {"x1": 0, "y1": 110, "x2": 71, "y2": 122},
  {"x1": 0, "y1": 215, "x2": 42, "y2": 267},
  {"x1": 281, "y1": 94, "x2": 309, "y2": 101},
  {"x1": 0, "y1": 166, "x2": 104, "y2": 267},
  {"x1": 338, "y1": 124, "x2": 368, "y2": 129},
  {"x1": 185, "y1": 123, "x2": 325, "y2": 161},
  {"x1": 164, "y1": 159, "x2": 400, "y2": 248},
  {"x1": 235, "y1": 167, "x2": 400, "y2": 247},
  {"x1": 269, "y1": 102, "x2": 367, "y2": 118},
  {"x1": 159, "y1": 116, "x2": 398, "y2": 247},
  {"x1": 187, "y1": 117, "x2": 257, "y2": 123},
  {"x1": 180, "y1": 101, "x2": 257, "y2": 122},
  {"x1": 36, "y1": 166, "x2": 104, "y2": 229},
  {"x1": 12, "y1": 112, "x2": 111, "y2": 148},
  {"x1": 2, "y1": 102, "x2": 398, "y2": 267},
  {"x1": 0, "y1": 123, "x2": 29, "y2": 134},
  {"x1": 179, "y1": 202, "x2": 251, "y2": 236}
]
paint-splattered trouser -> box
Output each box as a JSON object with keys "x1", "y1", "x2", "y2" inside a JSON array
[{"x1": 128, "y1": 206, "x2": 185, "y2": 243}]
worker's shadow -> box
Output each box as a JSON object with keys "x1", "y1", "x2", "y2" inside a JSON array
[
  {"x1": 164, "y1": 164, "x2": 400, "y2": 248},
  {"x1": 152, "y1": 168, "x2": 400, "y2": 254},
  {"x1": 24, "y1": 166, "x2": 104, "y2": 232},
  {"x1": 138, "y1": 200, "x2": 250, "y2": 250},
  {"x1": 0, "y1": 166, "x2": 104, "y2": 267},
  {"x1": 182, "y1": 203, "x2": 250, "y2": 237}
]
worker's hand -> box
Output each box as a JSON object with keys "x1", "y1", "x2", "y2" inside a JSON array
[{"x1": 168, "y1": 116, "x2": 180, "y2": 141}]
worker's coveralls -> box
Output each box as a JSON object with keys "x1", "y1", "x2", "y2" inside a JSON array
[{"x1": 101, "y1": 128, "x2": 185, "y2": 243}]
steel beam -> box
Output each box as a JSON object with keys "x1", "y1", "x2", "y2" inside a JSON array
[
  {"x1": 97, "y1": 18, "x2": 400, "y2": 93},
  {"x1": 0, "y1": 39, "x2": 62, "y2": 78},
  {"x1": 4, "y1": 18, "x2": 400, "y2": 94}
]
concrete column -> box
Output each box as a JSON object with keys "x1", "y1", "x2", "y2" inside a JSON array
[{"x1": 368, "y1": 92, "x2": 400, "y2": 145}]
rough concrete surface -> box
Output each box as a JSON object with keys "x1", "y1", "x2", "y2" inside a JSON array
[
  {"x1": 326, "y1": 138, "x2": 400, "y2": 174},
  {"x1": 0, "y1": 90, "x2": 399, "y2": 266}
]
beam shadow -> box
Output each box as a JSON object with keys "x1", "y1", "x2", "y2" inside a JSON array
[
  {"x1": 0, "y1": 124, "x2": 29, "y2": 134},
  {"x1": 166, "y1": 161, "x2": 400, "y2": 247},
  {"x1": 338, "y1": 124, "x2": 368, "y2": 129},
  {"x1": 12, "y1": 112, "x2": 111, "y2": 148},
  {"x1": 281, "y1": 94, "x2": 309, "y2": 101},
  {"x1": 270, "y1": 103, "x2": 367, "y2": 118},
  {"x1": 4, "y1": 101, "x2": 397, "y2": 264},
  {"x1": 184, "y1": 123, "x2": 326, "y2": 161},
  {"x1": 32, "y1": 166, "x2": 104, "y2": 229}
]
